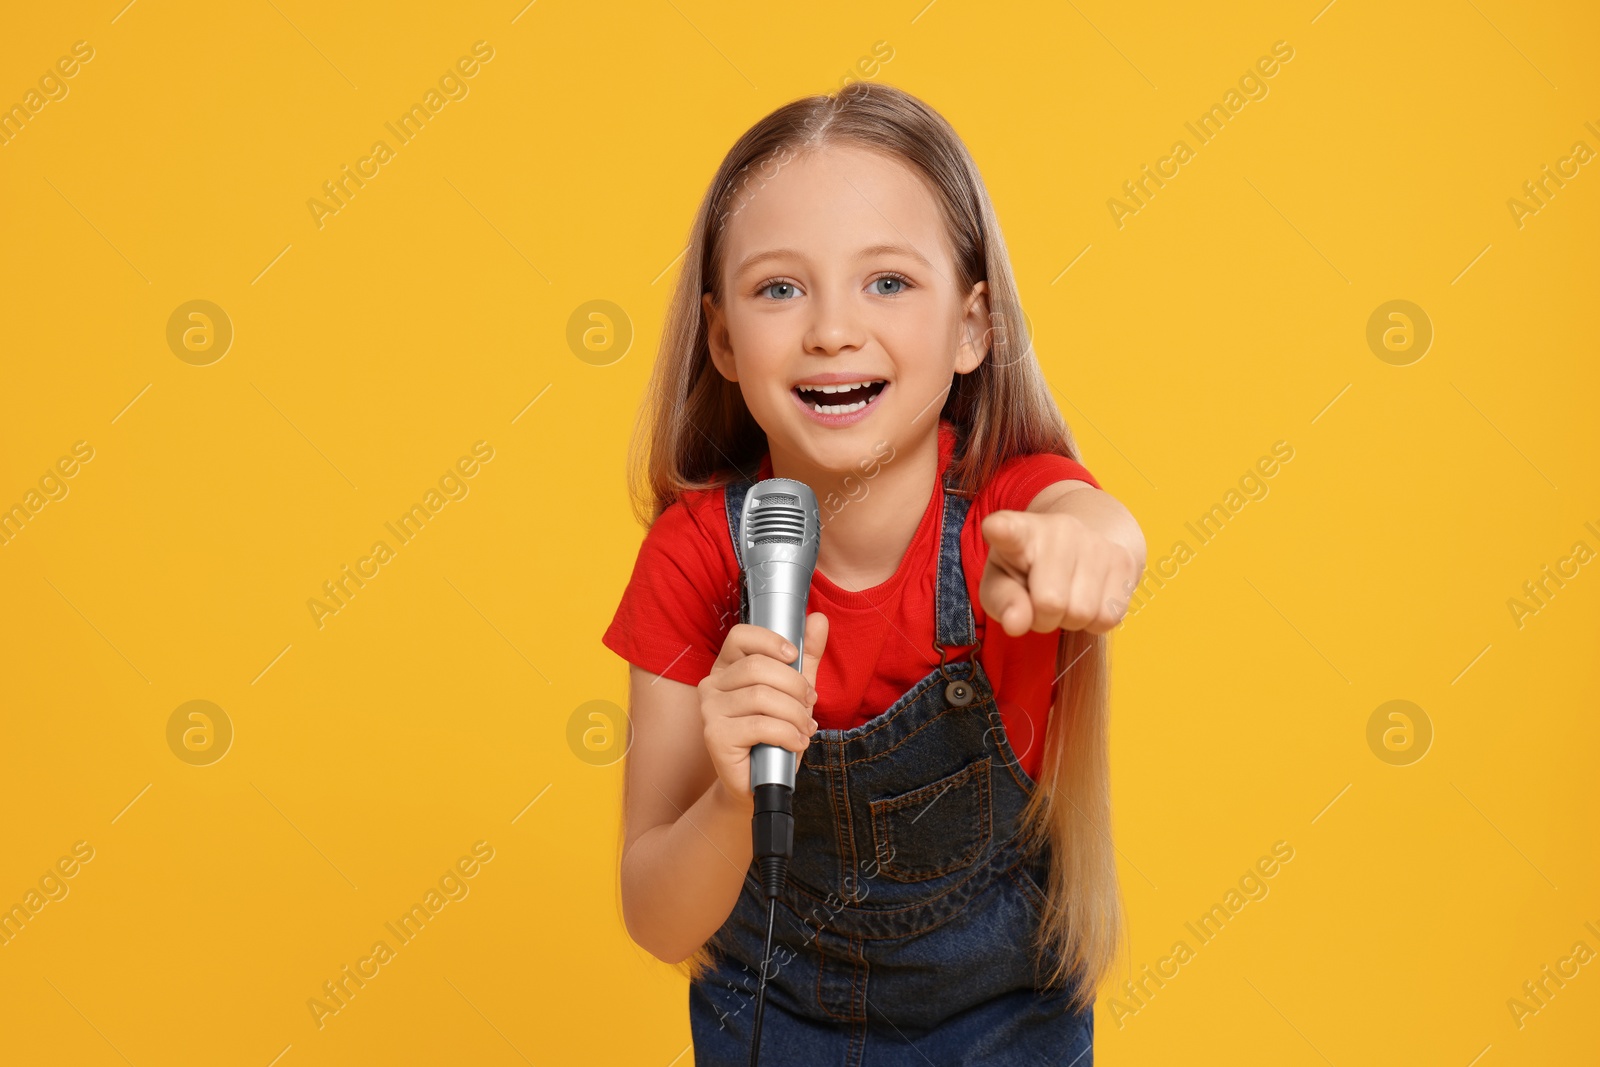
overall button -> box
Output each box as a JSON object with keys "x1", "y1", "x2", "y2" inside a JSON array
[{"x1": 934, "y1": 639, "x2": 980, "y2": 708}]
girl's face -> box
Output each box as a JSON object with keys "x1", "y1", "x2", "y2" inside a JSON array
[{"x1": 704, "y1": 143, "x2": 990, "y2": 475}]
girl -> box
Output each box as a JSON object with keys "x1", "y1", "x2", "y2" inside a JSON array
[{"x1": 606, "y1": 82, "x2": 1146, "y2": 1064}]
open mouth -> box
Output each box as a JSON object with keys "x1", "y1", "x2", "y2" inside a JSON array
[{"x1": 792, "y1": 379, "x2": 888, "y2": 415}]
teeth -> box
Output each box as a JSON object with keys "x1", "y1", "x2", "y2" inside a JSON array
[
  {"x1": 797, "y1": 379, "x2": 884, "y2": 395},
  {"x1": 813, "y1": 399, "x2": 868, "y2": 415},
  {"x1": 795, "y1": 379, "x2": 884, "y2": 417}
]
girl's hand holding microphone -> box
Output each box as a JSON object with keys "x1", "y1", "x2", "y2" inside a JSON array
[{"x1": 698, "y1": 612, "x2": 829, "y2": 810}]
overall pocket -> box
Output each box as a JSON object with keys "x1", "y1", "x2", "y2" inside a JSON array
[{"x1": 868, "y1": 756, "x2": 993, "y2": 882}]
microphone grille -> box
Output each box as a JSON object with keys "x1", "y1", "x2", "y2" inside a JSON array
[{"x1": 747, "y1": 493, "x2": 806, "y2": 545}]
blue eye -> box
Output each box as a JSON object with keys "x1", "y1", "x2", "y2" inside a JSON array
[
  {"x1": 760, "y1": 281, "x2": 798, "y2": 300},
  {"x1": 873, "y1": 274, "x2": 908, "y2": 295}
]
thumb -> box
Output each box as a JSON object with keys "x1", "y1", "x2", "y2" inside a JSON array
[{"x1": 801, "y1": 611, "x2": 829, "y2": 690}]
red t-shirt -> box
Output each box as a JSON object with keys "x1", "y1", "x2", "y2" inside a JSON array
[{"x1": 601, "y1": 419, "x2": 1100, "y2": 783}]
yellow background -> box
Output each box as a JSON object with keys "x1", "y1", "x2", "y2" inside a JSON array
[{"x1": 1, "y1": 1, "x2": 1596, "y2": 1063}]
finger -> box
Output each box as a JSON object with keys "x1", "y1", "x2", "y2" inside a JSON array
[
  {"x1": 1089, "y1": 558, "x2": 1141, "y2": 633},
  {"x1": 1054, "y1": 559, "x2": 1100, "y2": 632},
  {"x1": 721, "y1": 653, "x2": 815, "y2": 708},
  {"x1": 980, "y1": 558, "x2": 1034, "y2": 637},
  {"x1": 1039, "y1": 546, "x2": 1110, "y2": 633},
  {"x1": 1082, "y1": 570, "x2": 1122, "y2": 635},
  {"x1": 980, "y1": 511, "x2": 1037, "y2": 636},
  {"x1": 981, "y1": 511, "x2": 1034, "y2": 573},
  {"x1": 1100, "y1": 570, "x2": 1138, "y2": 628},
  {"x1": 716, "y1": 709, "x2": 814, "y2": 754},
  {"x1": 716, "y1": 622, "x2": 799, "y2": 667},
  {"x1": 1022, "y1": 549, "x2": 1076, "y2": 633},
  {"x1": 714, "y1": 665, "x2": 815, "y2": 733},
  {"x1": 800, "y1": 612, "x2": 829, "y2": 692}
]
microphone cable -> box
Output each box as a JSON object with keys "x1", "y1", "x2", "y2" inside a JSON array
[
  {"x1": 749, "y1": 892, "x2": 778, "y2": 1067},
  {"x1": 749, "y1": 787, "x2": 792, "y2": 1067}
]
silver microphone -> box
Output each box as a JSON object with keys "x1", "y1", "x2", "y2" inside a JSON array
[{"x1": 738, "y1": 478, "x2": 820, "y2": 795}]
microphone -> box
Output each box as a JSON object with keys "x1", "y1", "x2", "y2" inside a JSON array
[
  {"x1": 737, "y1": 477, "x2": 819, "y2": 1067},
  {"x1": 737, "y1": 478, "x2": 820, "y2": 902}
]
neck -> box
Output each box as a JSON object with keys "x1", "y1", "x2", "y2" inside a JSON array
[{"x1": 769, "y1": 425, "x2": 942, "y2": 593}]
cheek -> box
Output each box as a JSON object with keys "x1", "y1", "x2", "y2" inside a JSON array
[
  {"x1": 725, "y1": 316, "x2": 797, "y2": 411},
  {"x1": 882, "y1": 318, "x2": 955, "y2": 387}
]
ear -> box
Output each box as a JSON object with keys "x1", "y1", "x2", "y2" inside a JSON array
[
  {"x1": 954, "y1": 279, "x2": 991, "y2": 375},
  {"x1": 703, "y1": 291, "x2": 738, "y2": 382}
]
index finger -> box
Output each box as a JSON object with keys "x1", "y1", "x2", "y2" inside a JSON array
[{"x1": 716, "y1": 622, "x2": 799, "y2": 668}]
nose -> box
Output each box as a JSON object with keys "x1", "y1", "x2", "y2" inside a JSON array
[{"x1": 803, "y1": 285, "x2": 865, "y2": 357}]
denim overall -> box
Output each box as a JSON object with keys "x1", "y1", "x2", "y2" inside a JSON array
[{"x1": 688, "y1": 471, "x2": 1095, "y2": 1066}]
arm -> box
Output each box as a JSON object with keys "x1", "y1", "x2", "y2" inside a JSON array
[{"x1": 619, "y1": 664, "x2": 753, "y2": 965}]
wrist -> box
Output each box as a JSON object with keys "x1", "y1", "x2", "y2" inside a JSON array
[{"x1": 711, "y1": 777, "x2": 754, "y2": 817}]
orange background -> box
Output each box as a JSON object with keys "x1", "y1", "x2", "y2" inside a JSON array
[{"x1": 0, "y1": 1, "x2": 1596, "y2": 1064}]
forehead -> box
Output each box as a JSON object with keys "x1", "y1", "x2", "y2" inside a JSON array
[{"x1": 720, "y1": 143, "x2": 954, "y2": 280}]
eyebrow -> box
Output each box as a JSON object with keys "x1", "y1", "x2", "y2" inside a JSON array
[{"x1": 733, "y1": 242, "x2": 934, "y2": 278}]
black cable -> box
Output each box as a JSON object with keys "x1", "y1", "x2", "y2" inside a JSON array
[
  {"x1": 749, "y1": 894, "x2": 777, "y2": 1067},
  {"x1": 749, "y1": 787, "x2": 792, "y2": 1067}
]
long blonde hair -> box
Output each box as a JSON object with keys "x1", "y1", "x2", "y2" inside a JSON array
[{"x1": 620, "y1": 81, "x2": 1123, "y2": 1013}]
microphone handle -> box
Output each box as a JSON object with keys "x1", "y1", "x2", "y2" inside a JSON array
[{"x1": 749, "y1": 590, "x2": 805, "y2": 793}]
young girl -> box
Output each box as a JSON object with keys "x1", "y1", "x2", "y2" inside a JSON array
[{"x1": 606, "y1": 82, "x2": 1146, "y2": 1064}]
